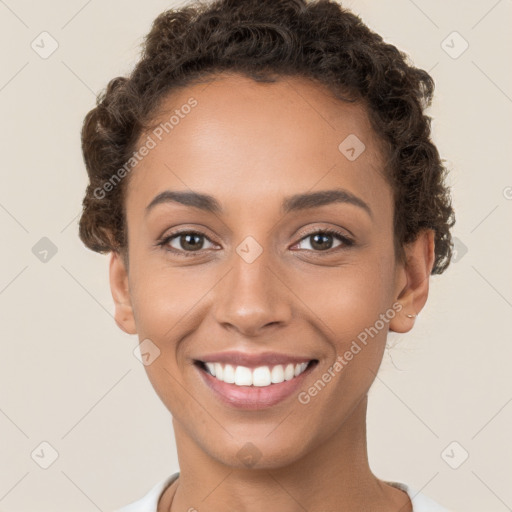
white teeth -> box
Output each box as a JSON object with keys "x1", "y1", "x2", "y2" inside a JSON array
[
  {"x1": 252, "y1": 366, "x2": 271, "y2": 387},
  {"x1": 223, "y1": 364, "x2": 235, "y2": 383},
  {"x1": 214, "y1": 362, "x2": 223, "y2": 380},
  {"x1": 284, "y1": 363, "x2": 295, "y2": 381},
  {"x1": 205, "y1": 362, "x2": 216, "y2": 376},
  {"x1": 234, "y1": 366, "x2": 252, "y2": 386},
  {"x1": 203, "y1": 361, "x2": 312, "y2": 387},
  {"x1": 270, "y1": 364, "x2": 284, "y2": 383},
  {"x1": 295, "y1": 362, "x2": 308, "y2": 376}
]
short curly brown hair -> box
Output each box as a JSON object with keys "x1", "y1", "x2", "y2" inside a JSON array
[{"x1": 79, "y1": 0, "x2": 455, "y2": 274}]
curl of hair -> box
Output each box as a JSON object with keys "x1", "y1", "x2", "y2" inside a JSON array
[{"x1": 79, "y1": 0, "x2": 455, "y2": 274}]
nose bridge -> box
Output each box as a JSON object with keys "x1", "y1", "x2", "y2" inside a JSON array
[{"x1": 213, "y1": 243, "x2": 291, "y2": 336}]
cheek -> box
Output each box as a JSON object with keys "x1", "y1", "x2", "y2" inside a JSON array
[
  {"x1": 304, "y1": 248, "x2": 396, "y2": 366},
  {"x1": 130, "y1": 261, "x2": 212, "y2": 341},
  {"x1": 308, "y1": 262, "x2": 394, "y2": 335},
  {"x1": 129, "y1": 264, "x2": 205, "y2": 410}
]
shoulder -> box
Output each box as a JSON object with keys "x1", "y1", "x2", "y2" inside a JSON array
[
  {"x1": 113, "y1": 473, "x2": 179, "y2": 512},
  {"x1": 386, "y1": 480, "x2": 454, "y2": 512}
]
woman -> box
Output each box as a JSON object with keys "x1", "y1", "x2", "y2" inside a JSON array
[{"x1": 78, "y1": 0, "x2": 455, "y2": 510}]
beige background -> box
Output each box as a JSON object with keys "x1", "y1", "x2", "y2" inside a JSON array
[{"x1": 1, "y1": 0, "x2": 511, "y2": 511}]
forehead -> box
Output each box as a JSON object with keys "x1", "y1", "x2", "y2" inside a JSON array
[{"x1": 125, "y1": 72, "x2": 391, "y2": 219}]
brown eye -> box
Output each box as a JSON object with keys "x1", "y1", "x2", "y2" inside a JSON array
[
  {"x1": 294, "y1": 229, "x2": 353, "y2": 252},
  {"x1": 161, "y1": 231, "x2": 216, "y2": 254},
  {"x1": 176, "y1": 233, "x2": 204, "y2": 251},
  {"x1": 309, "y1": 233, "x2": 335, "y2": 250}
]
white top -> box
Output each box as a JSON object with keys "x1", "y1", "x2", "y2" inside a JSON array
[{"x1": 113, "y1": 472, "x2": 454, "y2": 512}]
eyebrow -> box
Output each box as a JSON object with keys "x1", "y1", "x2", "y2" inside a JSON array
[
  {"x1": 282, "y1": 189, "x2": 372, "y2": 218},
  {"x1": 145, "y1": 190, "x2": 222, "y2": 216},
  {"x1": 145, "y1": 188, "x2": 372, "y2": 219}
]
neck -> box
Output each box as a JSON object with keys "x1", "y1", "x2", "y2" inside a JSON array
[{"x1": 161, "y1": 395, "x2": 411, "y2": 512}]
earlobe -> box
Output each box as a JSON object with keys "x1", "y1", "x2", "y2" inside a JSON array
[
  {"x1": 109, "y1": 251, "x2": 137, "y2": 335},
  {"x1": 389, "y1": 229, "x2": 435, "y2": 334}
]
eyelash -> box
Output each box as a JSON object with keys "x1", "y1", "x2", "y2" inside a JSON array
[{"x1": 156, "y1": 228, "x2": 354, "y2": 258}]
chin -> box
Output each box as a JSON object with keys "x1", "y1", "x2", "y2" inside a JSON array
[{"x1": 201, "y1": 429, "x2": 315, "y2": 471}]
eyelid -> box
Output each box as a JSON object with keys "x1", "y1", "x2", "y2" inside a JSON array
[{"x1": 294, "y1": 223, "x2": 354, "y2": 241}]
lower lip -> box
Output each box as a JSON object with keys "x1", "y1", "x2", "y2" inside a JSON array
[{"x1": 196, "y1": 362, "x2": 317, "y2": 410}]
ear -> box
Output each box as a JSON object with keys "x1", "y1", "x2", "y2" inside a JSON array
[
  {"x1": 109, "y1": 251, "x2": 137, "y2": 335},
  {"x1": 389, "y1": 229, "x2": 436, "y2": 334}
]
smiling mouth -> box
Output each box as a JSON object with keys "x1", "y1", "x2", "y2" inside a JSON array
[{"x1": 194, "y1": 359, "x2": 319, "y2": 387}]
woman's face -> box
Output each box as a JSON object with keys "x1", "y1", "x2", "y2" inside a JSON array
[{"x1": 110, "y1": 73, "x2": 430, "y2": 469}]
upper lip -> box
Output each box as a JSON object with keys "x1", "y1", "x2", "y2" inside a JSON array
[{"x1": 195, "y1": 351, "x2": 316, "y2": 368}]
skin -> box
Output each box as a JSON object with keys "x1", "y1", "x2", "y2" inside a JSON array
[{"x1": 109, "y1": 72, "x2": 435, "y2": 512}]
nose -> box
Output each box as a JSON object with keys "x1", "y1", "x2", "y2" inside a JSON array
[{"x1": 212, "y1": 250, "x2": 293, "y2": 338}]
